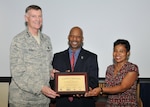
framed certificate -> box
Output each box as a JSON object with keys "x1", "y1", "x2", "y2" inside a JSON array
[{"x1": 54, "y1": 72, "x2": 88, "y2": 94}]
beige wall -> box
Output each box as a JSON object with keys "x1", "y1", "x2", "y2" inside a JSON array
[{"x1": 0, "y1": 82, "x2": 9, "y2": 107}]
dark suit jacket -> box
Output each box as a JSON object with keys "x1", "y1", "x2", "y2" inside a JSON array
[{"x1": 52, "y1": 48, "x2": 99, "y2": 107}]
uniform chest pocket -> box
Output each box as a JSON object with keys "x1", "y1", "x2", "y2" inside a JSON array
[{"x1": 23, "y1": 47, "x2": 41, "y2": 61}]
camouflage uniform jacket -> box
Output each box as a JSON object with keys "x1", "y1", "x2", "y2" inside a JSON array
[{"x1": 9, "y1": 29, "x2": 53, "y2": 105}]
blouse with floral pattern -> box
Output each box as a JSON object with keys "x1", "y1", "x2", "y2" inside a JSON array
[{"x1": 105, "y1": 62, "x2": 139, "y2": 107}]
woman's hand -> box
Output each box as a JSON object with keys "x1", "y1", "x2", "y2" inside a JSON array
[{"x1": 85, "y1": 87, "x2": 101, "y2": 97}]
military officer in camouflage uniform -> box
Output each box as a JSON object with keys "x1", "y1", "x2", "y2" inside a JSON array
[{"x1": 9, "y1": 5, "x2": 59, "y2": 107}]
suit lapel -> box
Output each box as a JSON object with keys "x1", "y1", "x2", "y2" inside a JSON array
[
  {"x1": 64, "y1": 49, "x2": 72, "y2": 72},
  {"x1": 74, "y1": 49, "x2": 86, "y2": 71}
]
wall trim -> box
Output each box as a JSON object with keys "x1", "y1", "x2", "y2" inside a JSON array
[
  {"x1": 98, "y1": 78, "x2": 150, "y2": 83},
  {"x1": 0, "y1": 77, "x2": 11, "y2": 83},
  {"x1": 0, "y1": 77, "x2": 150, "y2": 83}
]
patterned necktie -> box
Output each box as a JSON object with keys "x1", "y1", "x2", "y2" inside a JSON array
[
  {"x1": 68, "y1": 51, "x2": 75, "y2": 102},
  {"x1": 70, "y1": 51, "x2": 75, "y2": 71}
]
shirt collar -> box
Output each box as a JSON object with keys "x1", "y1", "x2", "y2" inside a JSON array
[
  {"x1": 69, "y1": 48, "x2": 81, "y2": 55},
  {"x1": 25, "y1": 28, "x2": 43, "y2": 38}
]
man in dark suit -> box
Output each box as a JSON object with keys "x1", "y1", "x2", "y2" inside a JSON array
[{"x1": 52, "y1": 26, "x2": 99, "y2": 107}]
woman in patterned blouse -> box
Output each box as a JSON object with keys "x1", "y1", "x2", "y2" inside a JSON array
[{"x1": 85, "y1": 39, "x2": 139, "y2": 107}]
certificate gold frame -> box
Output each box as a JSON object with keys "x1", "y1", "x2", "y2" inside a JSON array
[{"x1": 54, "y1": 72, "x2": 88, "y2": 94}]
